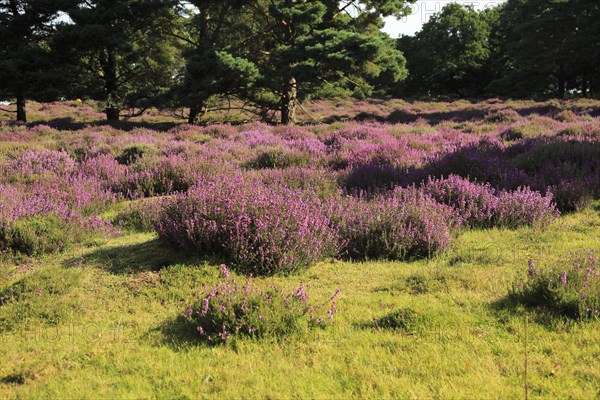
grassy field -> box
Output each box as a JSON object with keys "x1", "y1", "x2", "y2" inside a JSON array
[
  {"x1": 1, "y1": 202, "x2": 598, "y2": 398},
  {"x1": 1, "y1": 99, "x2": 599, "y2": 398}
]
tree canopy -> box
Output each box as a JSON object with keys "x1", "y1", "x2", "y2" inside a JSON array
[
  {"x1": 2, "y1": 0, "x2": 600, "y2": 123},
  {"x1": 0, "y1": 0, "x2": 70, "y2": 121}
]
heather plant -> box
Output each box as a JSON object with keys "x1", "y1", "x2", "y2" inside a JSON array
[
  {"x1": 422, "y1": 175, "x2": 499, "y2": 228},
  {"x1": 511, "y1": 251, "x2": 600, "y2": 319},
  {"x1": 495, "y1": 187, "x2": 559, "y2": 228},
  {"x1": 127, "y1": 154, "x2": 198, "y2": 197},
  {"x1": 500, "y1": 126, "x2": 525, "y2": 142},
  {"x1": 181, "y1": 266, "x2": 340, "y2": 344},
  {"x1": 4, "y1": 149, "x2": 76, "y2": 183},
  {"x1": 0, "y1": 181, "x2": 118, "y2": 256},
  {"x1": 327, "y1": 187, "x2": 457, "y2": 260},
  {"x1": 484, "y1": 108, "x2": 521, "y2": 124},
  {"x1": 113, "y1": 199, "x2": 158, "y2": 232},
  {"x1": 155, "y1": 174, "x2": 340, "y2": 275},
  {"x1": 0, "y1": 214, "x2": 98, "y2": 256},
  {"x1": 244, "y1": 147, "x2": 311, "y2": 170},
  {"x1": 510, "y1": 138, "x2": 600, "y2": 210},
  {"x1": 552, "y1": 109, "x2": 579, "y2": 123},
  {"x1": 115, "y1": 145, "x2": 153, "y2": 165},
  {"x1": 0, "y1": 215, "x2": 70, "y2": 255},
  {"x1": 422, "y1": 175, "x2": 558, "y2": 228}
]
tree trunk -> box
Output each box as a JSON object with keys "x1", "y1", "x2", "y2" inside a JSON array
[
  {"x1": 16, "y1": 94, "x2": 26, "y2": 123},
  {"x1": 187, "y1": 103, "x2": 206, "y2": 125},
  {"x1": 106, "y1": 107, "x2": 120, "y2": 121},
  {"x1": 104, "y1": 48, "x2": 119, "y2": 122},
  {"x1": 281, "y1": 77, "x2": 297, "y2": 125}
]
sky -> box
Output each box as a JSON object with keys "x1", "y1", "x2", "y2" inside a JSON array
[{"x1": 381, "y1": 0, "x2": 506, "y2": 38}]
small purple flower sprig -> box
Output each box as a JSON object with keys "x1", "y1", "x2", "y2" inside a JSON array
[
  {"x1": 512, "y1": 250, "x2": 600, "y2": 319},
  {"x1": 181, "y1": 265, "x2": 340, "y2": 344}
]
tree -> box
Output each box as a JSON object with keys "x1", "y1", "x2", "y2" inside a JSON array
[
  {"x1": 169, "y1": 1, "x2": 260, "y2": 124},
  {"x1": 56, "y1": 0, "x2": 179, "y2": 121},
  {"x1": 489, "y1": 0, "x2": 600, "y2": 98},
  {"x1": 496, "y1": 0, "x2": 574, "y2": 98},
  {"x1": 239, "y1": 0, "x2": 412, "y2": 124},
  {"x1": 0, "y1": 0, "x2": 69, "y2": 122},
  {"x1": 398, "y1": 3, "x2": 498, "y2": 97}
]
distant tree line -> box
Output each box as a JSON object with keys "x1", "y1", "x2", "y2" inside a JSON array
[
  {"x1": 1, "y1": 0, "x2": 599, "y2": 124},
  {"x1": 398, "y1": 0, "x2": 600, "y2": 99}
]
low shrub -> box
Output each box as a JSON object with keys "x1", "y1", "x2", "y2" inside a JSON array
[
  {"x1": 327, "y1": 187, "x2": 457, "y2": 260},
  {"x1": 552, "y1": 109, "x2": 578, "y2": 123},
  {"x1": 5, "y1": 150, "x2": 76, "y2": 183},
  {"x1": 128, "y1": 154, "x2": 197, "y2": 197},
  {"x1": 511, "y1": 251, "x2": 600, "y2": 319},
  {"x1": 423, "y1": 176, "x2": 558, "y2": 228},
  {"x1": 0, "y1": 215, "x2": 75, "y2": 256},
  {"x1": 257, "y1": 167, "x2": 341, "y2": 200},
  {"x1": 495, "y1": 187, "x2": 559, "y2": 228},
  {"x1": 113, "y1": 200, "x2": 157, "y2": 232},
  {"x1": 500, "y1": 126, "x2": 525, "y2": 142},
  {"x1": 423, "y1": 175, "x2": 498, "y2": 228},
  {"x1": 115, "y1": 145, "x2": 152, "y2": 165},
  {"x1": 0, "y1": 213, "x2": 116, "y2": 256},
  {"x1": 155, "y1": 175, "x2": 340, "y2": 275},
  {"x1": 484, "y1": 108, "x2": 521, "y2": 124},
  {"x1": 244, "y1": 148, "x2": 311, "y2": 169},
  {"x1": 180, "y1": 266, "x2": 340, "y2": 344}
]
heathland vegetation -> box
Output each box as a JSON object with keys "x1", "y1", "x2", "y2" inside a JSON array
[
  {"x1": 0, "y1": 98, "x2": 599, "y2": 397},
  {"x1": 1, "y1": 0, "x2": 600, "y2": 398}
]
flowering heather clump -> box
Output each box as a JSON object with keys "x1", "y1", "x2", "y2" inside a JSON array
[
  {"x1": 423, "y1": 175, "x2": 558, "y2": 228},
  {"x1": 327, "y1": 187, "x2": 457, "y2": 260},
  {"x1": 511, "y1": 251, "x2": 600, "y2": 319},
  {"x1": 423, "y1": 175, "x2": 499, "y2": 228},
  {"x1": 155, "y1": 174, "x2": 340, "y2": 275},
  {"x1": 495, "y1": 187, "x2": 559, "y2": 228},
  {"x1": 0, "y1": 182, "x2": 118, "y2": 255},
  {"x1": 4, "y1": 149, "x2": 76, "y2": 182},
  {"x1": 181, "y1": 267, "x2": 340, "y2": 344}
]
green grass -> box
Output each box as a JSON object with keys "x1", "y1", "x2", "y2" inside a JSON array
[{"x1": 1, "y1": 205, "x2": 599, "y2": 398}]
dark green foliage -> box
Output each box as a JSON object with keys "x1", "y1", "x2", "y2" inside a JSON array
[
  {"x1": 489, "y1": 0, "x2": 600, "y2": 98},
  {"x1": 0, "y1": 0, "x2": 71, "y2": 122},
  {"x1": 55, "y1": 0, "x2": 180, "y2": 121},
  {"x1": 116, "y1": 145, "x2": 151, "y2": 165},
  {"x1": 373, "y1": 308, "x2": 419, "y2": 331},
  {"x1": 0, "y1": 215, "x2": 72, "y2": 256},
  {"x1": 398, "y1": 4, "x2": 498, "y2": 97},
  {"x1": 245, "y1": 148, "x2": 311, "y2": 170},
  {"x1": 244, "y1": 0, "x2": 411, "y2": 124}
]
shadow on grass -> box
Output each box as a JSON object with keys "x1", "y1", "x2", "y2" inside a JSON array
[
  {"x1": 63, "y1": 238, "x2": 222, "y2": 275},
  {"x1": 151, "y1": 315, "x2": 206, "y2": 349},
  {"x1": 489, "y1": 295, "x2": 582, "y2": 332},
  {"x1": 0, "y1": 372, "x2": 26, "y2": 385}
]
